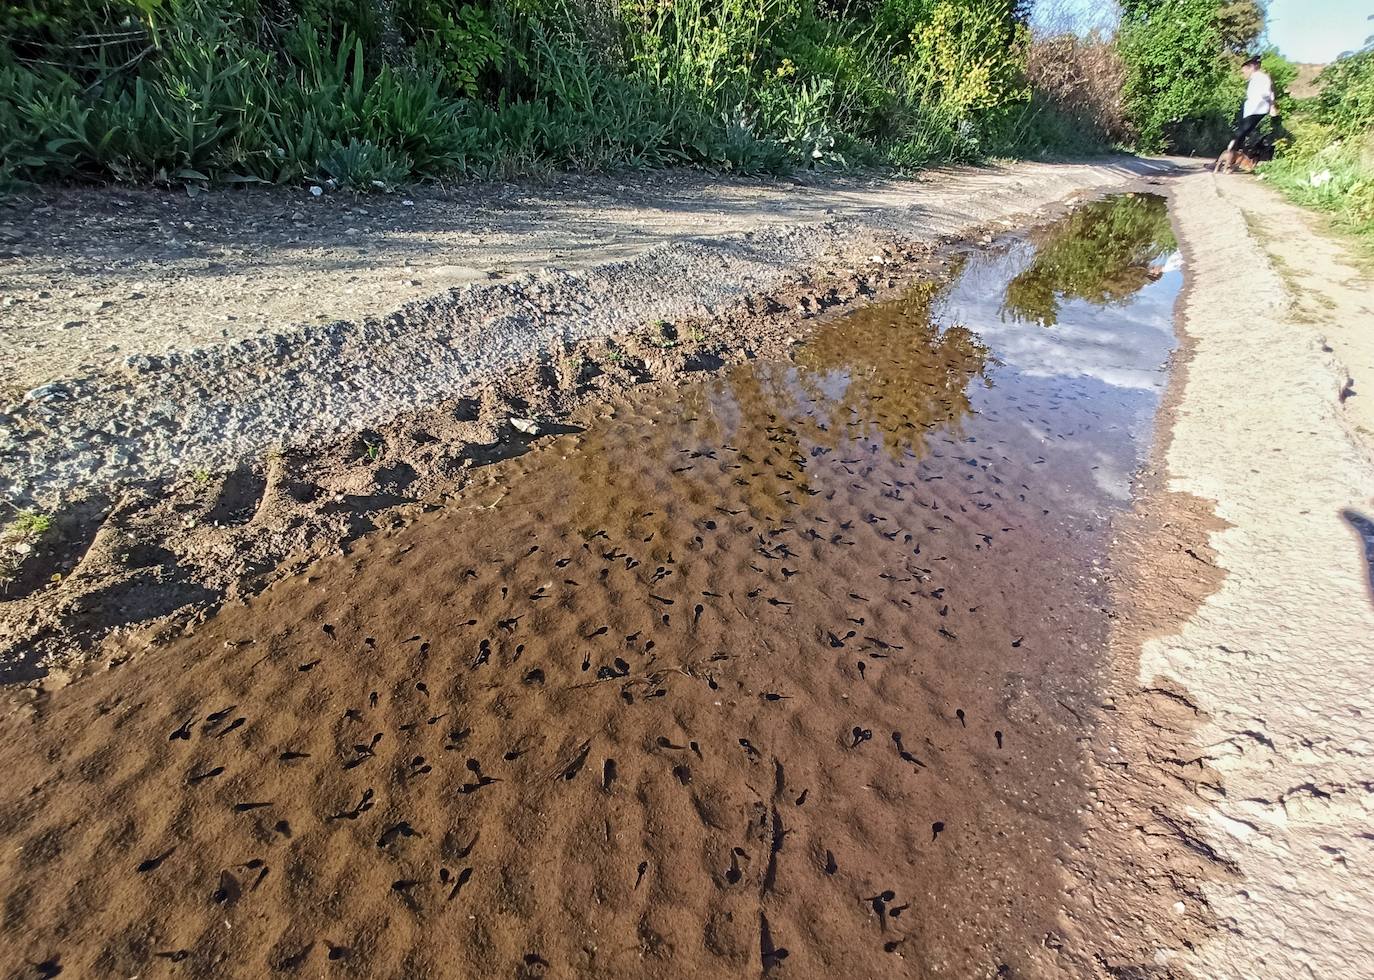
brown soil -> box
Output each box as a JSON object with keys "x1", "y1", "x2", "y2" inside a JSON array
[
  {"x1": 1055, "y1": 192, "x2": 1234, "y2": 973},
  {"x1": 0, "y1": 238, "x2": 956, "y2": 681},
  {"x1": 2, "y1": 165, "x2": 1370, "y2": 980},
  {"x1": 1, "y1": 264, "x2": 1140, "y2": 979}
]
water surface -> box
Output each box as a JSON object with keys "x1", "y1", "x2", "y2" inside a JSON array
[{"x1": 0, "y1": 193, "x2": 1183, "y2": 979}]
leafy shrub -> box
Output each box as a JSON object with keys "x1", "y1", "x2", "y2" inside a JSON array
[
  {"x1": 1117, "y1": 0, "x2": 1241, "y2": 153},
  {"x1": 0, "y1": 0, "x2": 1052, "y2": 187},
  {"x1": 1314, "y1": 47, "x2": 1374, "y2": 136},
  {"x1": 319, "y1": 137, "x2": 412, "y2": 188},
  {"x1": 1023, "y1": 30, "x2": 1127, "y2": 145},
  {"x1": 398, "y1": 0, "x2": 502, "y2": 95}
]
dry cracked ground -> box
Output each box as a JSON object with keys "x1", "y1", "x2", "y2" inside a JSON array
[{"x1": 0, "y1": 159, "x2": 1371, "y2": 979}]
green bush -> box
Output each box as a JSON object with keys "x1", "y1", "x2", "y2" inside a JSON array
[
  {"x1": 1260, "y1": 38, "x2": 1374, "y2": 246},
  {"x1": 1117, "y1": 0, "x2": 1241, "y2": 153},
  {"x1": 1314, "y1": 47, "x2": 1374, "y2": 135},
  {"x1": 0, "y1": 0, "x2": 1051, "y2": 187}
]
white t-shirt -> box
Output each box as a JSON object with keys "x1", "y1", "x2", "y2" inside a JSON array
[{"x1": 1244, "y1": 70, "x2": 1274, "y2": 117}]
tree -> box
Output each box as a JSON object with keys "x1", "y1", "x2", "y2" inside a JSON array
[
  {"x1": 1216, "y1": 0, "x2": 1264, "y2": 54},
  {"x1": 1117, "y1": 0, "x2": 1256, "y2": 151}
]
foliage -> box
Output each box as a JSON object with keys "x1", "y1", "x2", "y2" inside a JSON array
[
  {"x1": 1213, "y1": 0, "x2": 1265, "y2": 54},
  {"x1": 397, "y1": 0, "x2": 501, "y2": 95},
  {"x1": 0, "y1": 0, "x2": 1053, "y2": 187},
  {"x1": 1116, "y1": 0, "x2": 1249, "y2": 153},
  {"x1": 319, "y1": 137, "x2": 413, "y2": 189},
  {"x1": 1010, "y1": 29, "x2": 1127, "y2": 152},
  {"x1": 1261, "y1": 38, "x2": 1374, "y2": 248},
  {"x1": 9, "y1": 510, "x2": 53, "y2": 537},
  {"x1": 880, "y1": 0, "x2": 1031, "y2": 162},
  {"x1": 1002, "y1": 193, "x2": 1177, "y2": 327},
  {"x1": 0, "y1": 17, "x2": 479, "y2": 185},
  {"x1": 1313, "y1": 46, "x2": 1374, "y2": 135}
]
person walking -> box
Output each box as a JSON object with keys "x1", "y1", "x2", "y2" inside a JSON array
[{"x1": 1216, "y1": 56, "x2": 1277, "y2": 172}]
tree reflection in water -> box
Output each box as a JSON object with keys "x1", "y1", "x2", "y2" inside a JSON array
[
  {"x1": 1000, "y1": 193, "x2": 1177, "y2": 328},
  {"x1": 725, "y1": 271, "x2": 993, "y2": 489}
]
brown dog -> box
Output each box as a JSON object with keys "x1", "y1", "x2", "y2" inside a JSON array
[{"x1": 1213, "y1": 148, "x2": 1259, "y2": 174}]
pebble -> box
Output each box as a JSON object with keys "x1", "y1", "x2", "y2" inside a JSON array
[{"x1": 24, "y1": 382, "x2": 71, "y2": 403}]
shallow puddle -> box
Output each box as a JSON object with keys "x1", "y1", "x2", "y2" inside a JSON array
[{"x1": 0, "y1": 194, "x2": 1181, "y2": 978}]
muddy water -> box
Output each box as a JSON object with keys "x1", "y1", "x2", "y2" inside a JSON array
[{"x1": 0, "y1": 194, "x2": 1180, "y2": 979}]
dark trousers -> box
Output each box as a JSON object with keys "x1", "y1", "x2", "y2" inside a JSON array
[{"x1": 1231, "y1": 114, "x2": 1265, "y2": 153}]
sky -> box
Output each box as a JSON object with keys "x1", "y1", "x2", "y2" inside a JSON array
[
  {"x1": 1266, "y1": 0, "x2": 1371, "y2": 63},
  {"x1": 1032, "y1": 0, "x2": 1372, "y2": 64}
]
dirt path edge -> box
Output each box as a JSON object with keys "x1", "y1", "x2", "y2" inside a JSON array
[
  {"x1": 1, "y1": 159, "x2": 1180, "y2": 510},
  {"x1": 1105, "y1": 171, "x2": 1374, "y2": 978}
]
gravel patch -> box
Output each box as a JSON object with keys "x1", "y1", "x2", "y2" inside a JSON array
[{"x1": 1, "y1": 158, "x2": 1177, "y2": 509}]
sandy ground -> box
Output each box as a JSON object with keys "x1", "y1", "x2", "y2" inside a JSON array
[
  {"x1": 1, "y1": 159, "x2": 1176, "y2": 509},
  {"x1": 1223, "y1": 177, "x2": 1374, "y2": 454},
  {"x1": 0, "y1": 161, "x2": 1170, "y2": 399},
  {"x1": 0, "y1": 182, "x2": 1194, "y2": 980},
  {"x1": 1134, "y1": 173, "x2": 1374, "y2": 976},
  {"x1": 0, "y1": 162, "x2": 1371, "y2": 978}
]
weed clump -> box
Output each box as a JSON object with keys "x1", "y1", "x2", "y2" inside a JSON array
[{"x1": 1, "y1": 509, "x2": 53, "y2": 591}]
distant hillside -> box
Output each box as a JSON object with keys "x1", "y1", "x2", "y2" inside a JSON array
[{"x1": 1289, "y1": 62, "x2": 1327, "y2": 99}]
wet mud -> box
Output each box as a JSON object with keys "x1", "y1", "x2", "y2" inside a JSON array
[{"x1": 0, "y1": 194, "x2": 1183, "y2": 978}]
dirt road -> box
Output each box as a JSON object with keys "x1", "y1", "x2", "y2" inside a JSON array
[
  {"x1": 0, "y1": 158, "x2": 1176, "y2": 678},
  {"x1": 2, "y1": 159, "x2": 1178, "y2": 508},
  {"x1": 1130, "y1": 173, "x2": 1374, "y2": 977},
  {"x1": 0, "y1": 163, "x2": 1371, "y2": 979}
]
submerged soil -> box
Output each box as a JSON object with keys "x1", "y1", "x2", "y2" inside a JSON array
[
  {"x1": 0, "y1": 166, "x2": 1182, "y2": 684},
  {"x1": 0, "y1": 195, "x2": 1186, "y2": 978}
]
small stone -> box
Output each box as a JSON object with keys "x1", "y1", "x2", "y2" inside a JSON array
[
  {"x1": 310, "y1": 186, "x2": 324, "y2": 197},
  {"x1": 24, "y1": 382, "x2": 70, "y2": 403}
]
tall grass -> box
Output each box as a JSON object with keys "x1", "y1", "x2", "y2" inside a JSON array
[
  {"x1": 1261, "y1": 44, "x2": 1374, "y2": 248},
  {"x1": 1, "y1": 0, "x2": 1059, "y2": 189}
]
